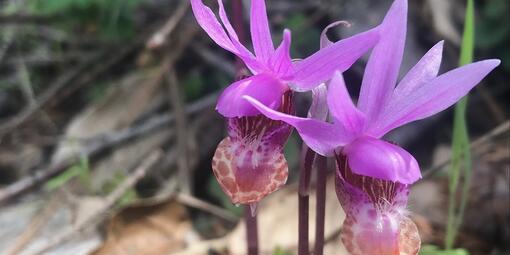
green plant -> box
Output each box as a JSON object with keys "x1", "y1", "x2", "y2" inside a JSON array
[
  {"x1": 420, "y1": 245, "x2": 470, "y2": 255},
  {"x1": 45, "y1": 156, "x2": 90, "y2": 190},
  {"x1": 446, "y1": 0, "x2": 474, "y2": 250}
]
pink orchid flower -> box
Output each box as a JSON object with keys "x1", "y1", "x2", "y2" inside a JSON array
[
  {"x1": 191, "y1": 0, "x2": 379, "y2": 205},
  {"x1": 245, "y1": 0, "x2": 500, "y2": 253}
]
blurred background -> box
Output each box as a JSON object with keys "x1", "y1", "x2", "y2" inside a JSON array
[{"x1": 0, "y1": 0, "x2": 508, "y2": 254}]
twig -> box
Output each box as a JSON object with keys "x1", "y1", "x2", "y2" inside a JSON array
[
  {"x1": 147, "y1": 0, "x2": 190, "y2": 49},
  {"x1": 175, "y1": 193, "x2": 238, "y2": 223},
  {"x1": 28, "y1": 150, "x2": 164, "y2": 255},
  {"x1": 0, "y1": 92, "x2": 217, "y2": 205},
  {"x1": 0, "y1": 50, "x2": 105, "y2": 136},
  {"x1": 0, "y1": 25, "x2": 201, "y2": 204},
  {"x1": 421, "y1": 120, "x2": 510, "y2": 180},
  {"x1": 166, "y1": 70, "x2": 191, "y2": 194},
  {"x1": 5, "y1": 193, "x2": 63, "y2": 255},
  {"x1": 191, "y1": 43, "x2": 236, "y2": 77}
]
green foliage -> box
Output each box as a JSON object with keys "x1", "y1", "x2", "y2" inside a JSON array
[
  {"x1": 101, "y1": 171, "x2": 139, "y2": 207},
  {"x1": 45, "y1": 156, "x2": 90, "y2": 190},
  {"x1": 86, "y1": 81, "x2": 112, "y2": 102},
  {"x1": 445, "y1": 0, "x2": 474, "y2": 250},
  {"x1": 272, "y1": 246, "x2": 294, "y2": 255},
  {"x1": 9, "y1": 0, "x2": 142, "y2": 40},
  {"x1": 182, "y1": 72, "x2": 204, "y2": 102},
  {"x1": 476, "y1": 0, "x2": 510, "y2": 70},
  {"x1": 283, "y1": 133, "x2": 300, "y2": 170},
  {"x1": 420, "y1": 245, "x2": 470, "y2": 255},
  {"x1": 282, "y1": 14, "x2": 321, "y2": 58}
]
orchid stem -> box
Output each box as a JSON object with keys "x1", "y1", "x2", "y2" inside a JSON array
[
  {"x1": 314, "y1": 156, "x2": 327, "y2": 255},
  {"x1": 298, "y1": 146, "x2": 316, "y2": 255},
  {"x1": 245, "y1": 206, "x2": 259, "y2": 255},
  {"x1": 231, "y1": 1, "x2": 259, "y2": 254}
]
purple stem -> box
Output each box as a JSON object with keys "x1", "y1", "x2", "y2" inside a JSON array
[
  {"x1": 245, "y1": 206, "x2": 259, "y2": 255},
  {"x1": 230, "y1": 1, "x2": 258, "y2": 254},
  {"x1": 299, "y1": 146, "x2": 316, "y2": 255},
  {"x1": 314, "y1": 156, "x2": 327, "y2": 255}
]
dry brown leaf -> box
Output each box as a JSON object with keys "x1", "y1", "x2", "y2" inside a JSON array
[
  {"x1": 93, "y1": 199, "x2": 193, "y2": 255},
  {"x1": 176, "y1": 176, "x2": 349, "y2": 255}
]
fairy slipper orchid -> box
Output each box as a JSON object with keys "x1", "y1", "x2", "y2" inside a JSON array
[
  {"x1": 191, "y1": 0, "x2": 379, "y2": 206},
  {"x1": 245, "y1": 0, "x2": 500, "y2": 252}
]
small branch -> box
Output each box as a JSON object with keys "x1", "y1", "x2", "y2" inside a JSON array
[
  {"x1": 0, "y1": 50, "x2": 105, "y2": 136},
  {"x1": 28, "y1": 150, "x2": 163, "y2": 255},
  {"x1": 421, "y1": 120, "x2": 510, "y2": 180},
  {"x1": 191, "y1": 43, "x2": 235, "y2": 77},
  {"x1": 166, "y1": 70, "x2": 191, "y2": 194},
  {"x1": 146, "y1": 0, "x2": 190, "y2": 49},
  {"x1": 175, "y1": 193, "x2": 238, "y2": 223},
  {"x1": 5, "y1": 193, "x2": 62, "y2": 255},
  {"x1": 0, "y1": 93, "x2": 217, "y2": 205}
]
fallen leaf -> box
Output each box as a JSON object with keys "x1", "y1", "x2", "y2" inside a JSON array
[{"x1": 92, "y1": 199, "x2": 194, "y2": 255}]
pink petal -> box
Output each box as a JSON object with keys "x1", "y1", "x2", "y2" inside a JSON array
[
  {"x1": 393, "y1": 41, "x2": 444, "y2": 99},
  {"x1": 290, "y1": 29, "x2": 379, "y2": 92},
  {"x1": 320, "y1": 21, "x2": 351, "y2": 49},
  {"x1": 250, "y1": 0, "x2": 274, "y2": 63},
  {"x1": 343, "y1": 136, "x2": 421, "y2": 184},
  {"x1": 216, "y1": 74, "x2": 285, "y2": 118},
  {"x1": 191, "y1": 0, "x2": 237, "y2": 53},
  {"x1": 357, "y1": 0, "x2": 407, "y2": 123},
  {"x1": 191, "y1": 0, "x2": 264, "y2": 73},
  {"x1": 334, "y1": 159, "x2": 421, "y2": 255},
  {"x1": 244, "y1": 96, "x2": 353, "y2": 156},
  {"x1": 307, "y1": 83, "x2": 329, "y2": 121},
  {"x1": 370, "y1": 59, "x2": 501, "y2": 137},
  {"x1": 269, "y1": 29, "x2": 293, "y2": 78},
  {"x1": 368, "y1": 41, "x2": 444, "y2": 134},
  {"x1": 327, "y1": 72, "x2": 365, "y2": 135},
  {"x1": 212, "y1": 136, "x2": 288, "y2": 205}
]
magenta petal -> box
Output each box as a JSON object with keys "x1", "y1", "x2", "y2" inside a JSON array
[
  {"x1": 308, "y1": 83, "x2": 329, "y2": 121},
  {"x1": 250, "y1": 0, "x2": 274, "y2": 63},
  {"x1": 343, "y1": 136, "x2": 421, "y2": 184},
  {"x1": 393, "y1": 41, "x2": 444, "y2": 99},
  {"x1": 191, "y1": 0, "x2": 238, "y2": 53},
  {"x1": 335, "y1": 156, "x2": 421, "y2": 255},
  {"x1": 269, "y1": 29, "x2": 293, "y2": 78},
  {"x1": 367, "y1": 41, "x2": 443, "y2": 135},
  {"x1": 244, "y1": 96, "x2": 353, "y2": 156},
  {"x1": 357, "y1": 0, "x2": 407, "y2": 122},
  {"x1": 216, "y1": 74, "x2": 285, "y2": 118},
  {"x1": 327, "y1": 72, "x2": 365, "y2": 135},
  {"x1": 320, "y1": 21, "x2": 351, "y2": 49},
  {"x1": 371, "y1": 59, "x2": 501, "y2": 137},
  {"x1": 290, "y1": 29, "x2": 379, "y2": 92},
  {"x1": 191, "y1": 0, "x2": 263, "y2": 74}
]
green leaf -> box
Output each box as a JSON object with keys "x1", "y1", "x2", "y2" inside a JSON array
[
  {"x1": 45, "y1": 156, "x2": 90, "y2": 190},
  {"x1": 272, "y1": 246, "x2": 294, "y2": 255},
  {"x1": 420, "y1": 245, "x2": 470, "y2": 255},
  {"x1": 445, "y1": 0, "x2": 474, "y2": 249}
]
